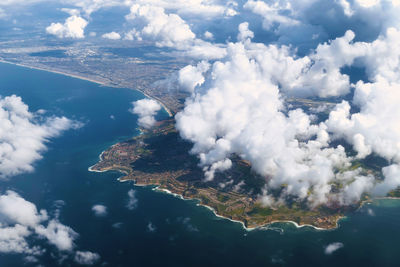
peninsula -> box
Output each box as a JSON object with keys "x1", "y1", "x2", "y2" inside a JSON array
[{"x1": 90, "y1": 118, "x2": 353, "y2": 230}]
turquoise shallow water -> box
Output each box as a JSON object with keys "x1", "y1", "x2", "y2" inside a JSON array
[{"x1": 1, "y1": 62, "x2": 400, "y2": 266}]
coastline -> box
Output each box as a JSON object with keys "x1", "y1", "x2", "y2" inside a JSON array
[
  {"x1": 153, "y1": 186, "x2": 336, "y2": 231},
  {"x1": 0, "y1": 59, "x2": 108, "y2": 86},
  {"x1": 90, "y1": 160, "x2": 340, "y2": 231},
  {"x1": 0, "y1": 59, "x2": 174, "y2": 117}
]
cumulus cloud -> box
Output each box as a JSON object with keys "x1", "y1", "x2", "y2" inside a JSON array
[
  {"x1": 178, "y1": 61, "x2": 210, "y2": 93},
  {"x1": 237, "y1": 22, "x2": 254, "y2": 42},
  {"x1": 174, "y1": 22, "x2": 400, "y2": 207},
  {"x1": 176, "y1": 39, "x2": 356, "y2": 205},
  {"x1": 124, "y1": 3, "x2": 227, "y2": 59},
  {"x1": 125, "y1": 4, "x2": 196, "y2": 48},
  {"x1": 0, "y1": 191, "x2": 76, "y2": 254},
  {"x1": 324, "y1": 242, "x2": 344, "y2": 255},
  {"x1": 126, "y1": 189, "x2": 138, "y2": 210},
  {"x1": 102, "y1": 31, "x2": 121, "y2": 40},
  {"x1": 244, "y1": 0, "x2": 300, "y2": 30},
  {"x1": 74, "y1": 251, "x2": 101, "y2": 265},
  {"x1": 125, "y1": 0, "x2": 238, "y2": 18},
  {"x1": 204, "y1": 31, "x2": 214, "y2": 40},
  {"x1": 91, "y1": 204, "x2": 108, "y2": 217},
  {"x1": 0, "y1": 95, "x2": 79, "y2": 179},
  {"x1": 61, "y1": 0, "x2": 126, "y2": 16},
  {"x1": 130, "y1": 99, "x2": 161, "y2": 129},
  {"x1": 0, "y1": 191, "x2": 101, "y2": 265},
  {"x1": 35, "y1": 219, "x2": 78, "y2": 251},
  {"x1": 46, "y1": 15, "x2": 88, "y2": 39}
]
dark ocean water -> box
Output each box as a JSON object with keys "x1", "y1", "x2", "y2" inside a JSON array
[{"x1": 1, "y1": 62, "x2": 400, "y2": 267}]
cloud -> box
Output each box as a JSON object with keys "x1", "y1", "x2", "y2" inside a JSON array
[
  {"x1": 62, "y1": 0, "x2": 126, "y2": 16},
  {"x1": 35, "y1": 219, "x2": 78, "y2": 251},
  {"x1": 102, "y1": 31, "x2": 121, "y2": 40},
  {"x1": 244, "y1": 0, "x2": 300, "y2": 30},
  {"x1": 374, "y1": 164, "x2": 400, "y2": 196},
  {"x1": 130, "y1": 99, "x2": 161, "y2": 129},
  {"x1": 0, "y1": 191, "x2": 76, "y2": 254},
  {"x1": 124, "y1": 3, "x2": 227, "y2": 59},
  {"x1": 74, "y1": 251, "x2": 101, "y2": 265},
  {"x1": 175, "y1": 33, "x2": 357, "y2": 204},
  {"x1": 0, "y1": 0, "x2": 45, "y2": 5},
  {"x1": 91, "y1": 205, "x2": 108, "y2": 217},
  {"x1": 178, "y1": 61, "x2": 210, "y2": 93},
  {"x1": 237, "y1": 22, "x2": 254, "y2": 42},
  {"x1": 0, "y1": 191, "x2": 101, "y2": 265},
  {"x1": 174, "y1": 23, "x2": 400, "y2": 207},
  {"x1": 125, "y1": 4, "x2": 196, "y2": 48},
  {"x1": 126, "y1": 189, "x2": 138, "y2": 210},
  {"x1": 46, "y1": 15, "x2": 88, "y2": 39},
  {"x1": 0, "y1": 95, "x2": 79, "y2": 179},
  {"x1": 203, "y1": 31, "x2": 214, "y2": 40},
  {"x1": 324, "y1": 242, "x2": 344, "y2": 255},
  {"x1": 125, "y1": 0, "x2": 238, "y2": 19},
  {"x1": 147, "y1": 222, "x2": 156, "y2": 232}
]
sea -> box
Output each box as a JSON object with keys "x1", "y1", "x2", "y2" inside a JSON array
[{"x1": 1, "y1": 62, "x2": 400, "y2": 266}]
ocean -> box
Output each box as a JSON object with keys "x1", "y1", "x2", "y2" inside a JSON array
[{"x1": 1, "y1": 62, "x2": 400, "y2": 266}]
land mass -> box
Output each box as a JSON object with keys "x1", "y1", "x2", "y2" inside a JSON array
[{"x1": 90, "y1": 119, "x2": 355, "y2": 230}]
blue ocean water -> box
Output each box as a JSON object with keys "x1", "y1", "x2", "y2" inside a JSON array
[{"x1": 1, "y1": 62, "x2": 400, "y2": 266}]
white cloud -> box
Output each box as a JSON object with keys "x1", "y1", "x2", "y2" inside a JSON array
[
  {"x1": 176, "y1": 39, "x2": 358, "y2": 206},
  {"x1": 178, "y1": 61, "x2": 210, "y2": 93},
  {"x1": 204, "y1": 31, "x2": 214, "y2": 40},
  {"x1": 74, "y1": 251, "x2": 101, "y2": 265},
  {"x1": 374, "y1": 164, "x2": 400, "y2": 196},
  {"x1": 147, "y1": 222, "x2": 156, "y2": 232},
  {"x1": 102, "y1": 31, "x2": 121, "y2": 40},
  {"x1": 35, "y1": 219, "x2": 78, "y2": 251},
  {"x1": 130, "y1": 99, "x2": 161, "y2": 129},
  {"x1": 62, "y1": 0, "x2": 126, "y2": 15},
  {"x1": 324, "y1": 242, "x2": 344, "y2": 255},
  {"x1": 237, "y1": 22, "x2": 254, "y2": 42},
  {"x1": 125, "y1": 0, "x2": 238, "y2": 18},
  {"x1": 355, "y1": 0, "x2": 380, "y2": 7},
  {"x1": 173, "y1": 22, "x2": 400, "y2": 206},
  {"x1": 0, "y1": 191, "x2": 77, "y2": 255},
  {"x1": 126, "y1": 189, "x2": 138, "y2": 210},
  {"x1": 244, "y1": 0, "x2": 300, "y2": 30},
  {"x1": 0, "y1": 95, "x2": 79, "y2": 179},
  {"x1": 0, "y1": 190, "x2": 48, "y2": 227},
  {"x1": 125, "y1": 4, "x2": 195, "y2": 48},
  {"x1": 92, "y1": 204, "x2": 108, "y2": 217},
  {"x1": 46, "y1": 15, "x2": 88, "y2": 39}
]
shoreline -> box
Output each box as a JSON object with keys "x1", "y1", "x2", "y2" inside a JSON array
[
  {"x1": 0, "y1": 59, "x2": 174, "y2": 117},
  {"x1": 0, "y1": 59, "x2": 108, "y2": 86},
  {"x1": 90, "y1": 161, "x2": 339, "y2": 231},
  {"x1": 153, "y1": 186, "x2": 335, "y2": 231}
]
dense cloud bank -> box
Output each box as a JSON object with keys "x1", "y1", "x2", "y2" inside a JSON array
[{"x1": 174, "y1": 23, "x2": 400, "y2": 206}]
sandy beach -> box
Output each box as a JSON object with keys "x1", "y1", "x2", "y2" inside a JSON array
[{"x1": 0, "y1": 59, "x2": 174, "y2": 117}]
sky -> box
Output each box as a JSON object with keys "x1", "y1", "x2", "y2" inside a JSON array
[{"x1": 1, "y1": 0, "x2": 400, "y2": 264}]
